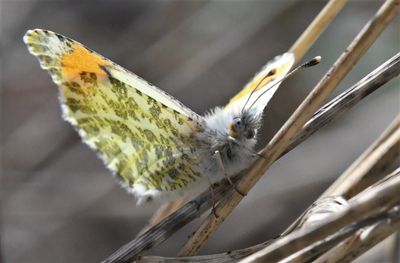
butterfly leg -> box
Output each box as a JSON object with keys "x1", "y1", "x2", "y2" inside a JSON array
[{"x1": 214, "y1": 150, "x2": 246, "y2": 197}]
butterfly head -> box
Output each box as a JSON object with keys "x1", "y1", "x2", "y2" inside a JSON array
[{"x1": 228, "y1": 112, "x2": 259, "y2": 141}]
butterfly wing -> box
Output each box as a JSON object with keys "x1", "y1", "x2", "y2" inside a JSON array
[
  {"x1": 225, "y1": 52, "x2": 294, "y2": 114},
  {"x1": 24, "y1": 29, "x2": 205, "y2": 202}
]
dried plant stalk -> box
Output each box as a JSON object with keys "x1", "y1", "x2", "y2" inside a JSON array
[
  {"x1": 289, "y1": 0, "x2": 347, "y2": 62},
  {"x1": 138, "y1": 196, "x2": 188, "y2": 235},
  {"x1": 178, "y1": 0, "x2": 399, "y2": 257},
  {"x1": 103, "y1": 179, "x2": 233, "y2": 263},
  {"x1": 137, "y1": 241, "x2": 270, "y2": 263},
  {"x1": 284, "y1": 52, "x2": 400, "y2": 156},
  {"x1": 136, "y1": 169, "x2": 400, "y2": 263},
  {"x1": 315, "y1": 216, "x2": 400, "y2": 263},
  {"x1": 239, "y1": 168, "x2": 400, "y2": 263},
  {"x1": 285, "y1": 114, "x2": 400, "y2": 235},
  {"x1": 282, "y1": 168, "x2": 400, "y2": 262},
  {"x1": 314, "y1": 168, "x2": 400, "y2": 263},
  {"x1": 281, "y1": 205, "x2": 400, "y2": 263},
  {"x1": 321, "y1": 115, "x2": 400, "y2": 199}
]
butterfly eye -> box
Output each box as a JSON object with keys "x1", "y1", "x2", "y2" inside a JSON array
[
  {"x1": 233, "y1": 118, "x2": 242, "y2": 131},
  {"x1": 229, "y1": 117, "x2": 243, "y2": 138}
]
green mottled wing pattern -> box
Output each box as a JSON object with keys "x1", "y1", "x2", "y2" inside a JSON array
[{"x1": 24, "y1": 29, "x2": 205, "y2": 200}]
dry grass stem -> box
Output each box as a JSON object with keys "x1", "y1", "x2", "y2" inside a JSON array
[
  {"x1": 284, "y1": 52, "x2": 400, "y2": 156},
  {"x1": 103, "y1": 179, "x2": 233, "y2": 263},
  {"x1": 136, "y1": 169, "x2": 400, "y2": 263},
  {"x1": 137, "y1": 241, "x2": 271, "y2": 263},
  {"x1": 314, "y1": 182, "x2": 400, "y2": 263},
  {"x1": 138, "y1": 196, "x2": 188, "y2": 235},
  {"x1": 314, "y1": 169, "x2": 400, "y2": 263},
  {"x1": 280, "y1": 169, "x2": 400, "y2": 262},
  {"x1": 315, "y1": 216, "x2": 400, "y2": 263},
  {"x1": 289, "y1": 0, "x2": 347, "y2": 62},
  {"x1": 322, "y1": 115, "x2": 400, "y2": 199},
  {"x1": 239, "y1": 167, "x2": 400, "y2": 263},
  {"x1": 285, "y1": 114, "x2": 400, "y2": 235},
  {"x1": 281, "y1": 205, "x2": 400, "y2": 263},
  {"x1": 178, "y1": 0, "x2": 399, "y2": 257}
]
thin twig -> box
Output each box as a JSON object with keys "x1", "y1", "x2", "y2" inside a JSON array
[
  {"x1": 102, "y1": 52, "x2": 400, "y2": 263},
  {"x1": 321, "y1": 115, "x2": 400, "y2": 199},
  {"x1": 284, "y1": 115, "x2": 400, "y2": 235},
  {"x1": 282, "y1": 168, "x2": 400, "y2": 262},
  {"x1": 178, "y1": 0, "x2": 399, "y2": 257},
  {"x1": 289, "y1": 0, "x2": 347, "y2": 63},
  {"x1": 281, "y1": 206, "x2": 400, "y2": 263},
  {"x1": 239, "y1": 169, "x2": 400, "y2": 262},
  {"x1": 314, "y1": 168, "x2": 400, "y2": 263},
  {"x1": 283, "y1": 52, "x2": 400, "y2": 156},
  {"x1": 137, "y1": 241, "x2": 271, "y2": 263},
  {"x1": 137, "y1": 169, "x2": 400, "y2": 263},
  {"x1": 138, "y1": 196, "x2": 188, "y2": 236},
  {"x1": 102, "y1": 179, "x2": 233, "y2": 263},
  {"x1": 315, "y1": 215, "x2": 400, "y2": 263}
]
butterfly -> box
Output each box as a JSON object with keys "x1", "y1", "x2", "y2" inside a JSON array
[{"x1": 24, "y1": 29, "x2": 294, "y2": 204}]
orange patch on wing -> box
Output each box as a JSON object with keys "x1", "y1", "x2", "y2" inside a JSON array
[
  {"x1": 61, "y1": 43, "x2": 109, "y2": 81},
  {"x1": 227, "y1": 61, "x2": 292, "y2": 106}
]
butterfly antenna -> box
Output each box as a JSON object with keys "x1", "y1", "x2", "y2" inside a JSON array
[
  {"x1": 240, "y1": 69, "x2": 277, "y2": 116},
  {"x1": 245, "y1": 56, "x2": 321, "y2": 113}
]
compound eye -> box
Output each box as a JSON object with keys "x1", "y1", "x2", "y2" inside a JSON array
[{"x1": 233, "y1": 117, "x2": 242, "y2": 131}]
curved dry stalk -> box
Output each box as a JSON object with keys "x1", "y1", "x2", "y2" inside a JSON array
[
  {"x1": 102, "y1": 52, "x2": 400, "y2": 263},
  {"x1": 283, "y1": 52, "x2": 400, "y2": 156},
  {"x1": 102, "y1": 179, "x2": 233, "y2": 263},
  {"x1": 280, "y1": 205, "x2": 400, "y2": 263},
  {"x1": 137, "y1": 169, "x2": 400, "y2": 263},
  {"x1": 321, "y1": 115, "x2": 400, "y2": 199},
  {"x1": 137, "y1": 241, "x2": 271, "y2": 263},
  {"x1": 138, "y1": 196, "x2": 189, "y2": 235},
  {"x1": 314, "y1": 168, "x2": 400, "y2": 263},
  {"x1": 289, "y1": 0, "x2": 347, "y2": 63},
  {"x1": 285, "y1": 114, "x2": 400, "y2": 235},
  {"x1": 179, "y1": 0, "x2": 400, "y2": 257},
  {"x1": 315, "y1": 215, "x2": 400, "y2": 263},
  {"x1": 138, "y1": 208, "x2": 400, "y2": 263},
  {"x1": 239, "y1": 168, "x2": 400, "y2": 263},
  {"x1": 281, "y1": 168, "x2": 400, "y2": 262}
]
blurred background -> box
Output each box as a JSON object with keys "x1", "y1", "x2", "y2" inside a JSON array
[{"x1": 1, "y1": 0, "x2": 399, "y2": 262}]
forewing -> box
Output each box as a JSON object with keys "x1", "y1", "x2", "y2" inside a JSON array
[
  {"x1": 226, "y1": 52, "x2": 294, "y2": 114},
  {"x1": 24, "y1": 29, "x2": 204, "y2": 201}
]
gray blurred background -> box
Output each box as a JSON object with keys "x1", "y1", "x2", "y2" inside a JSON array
[{"x1": 1, "y1": 0, "x2": 399, "y2": 262}]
